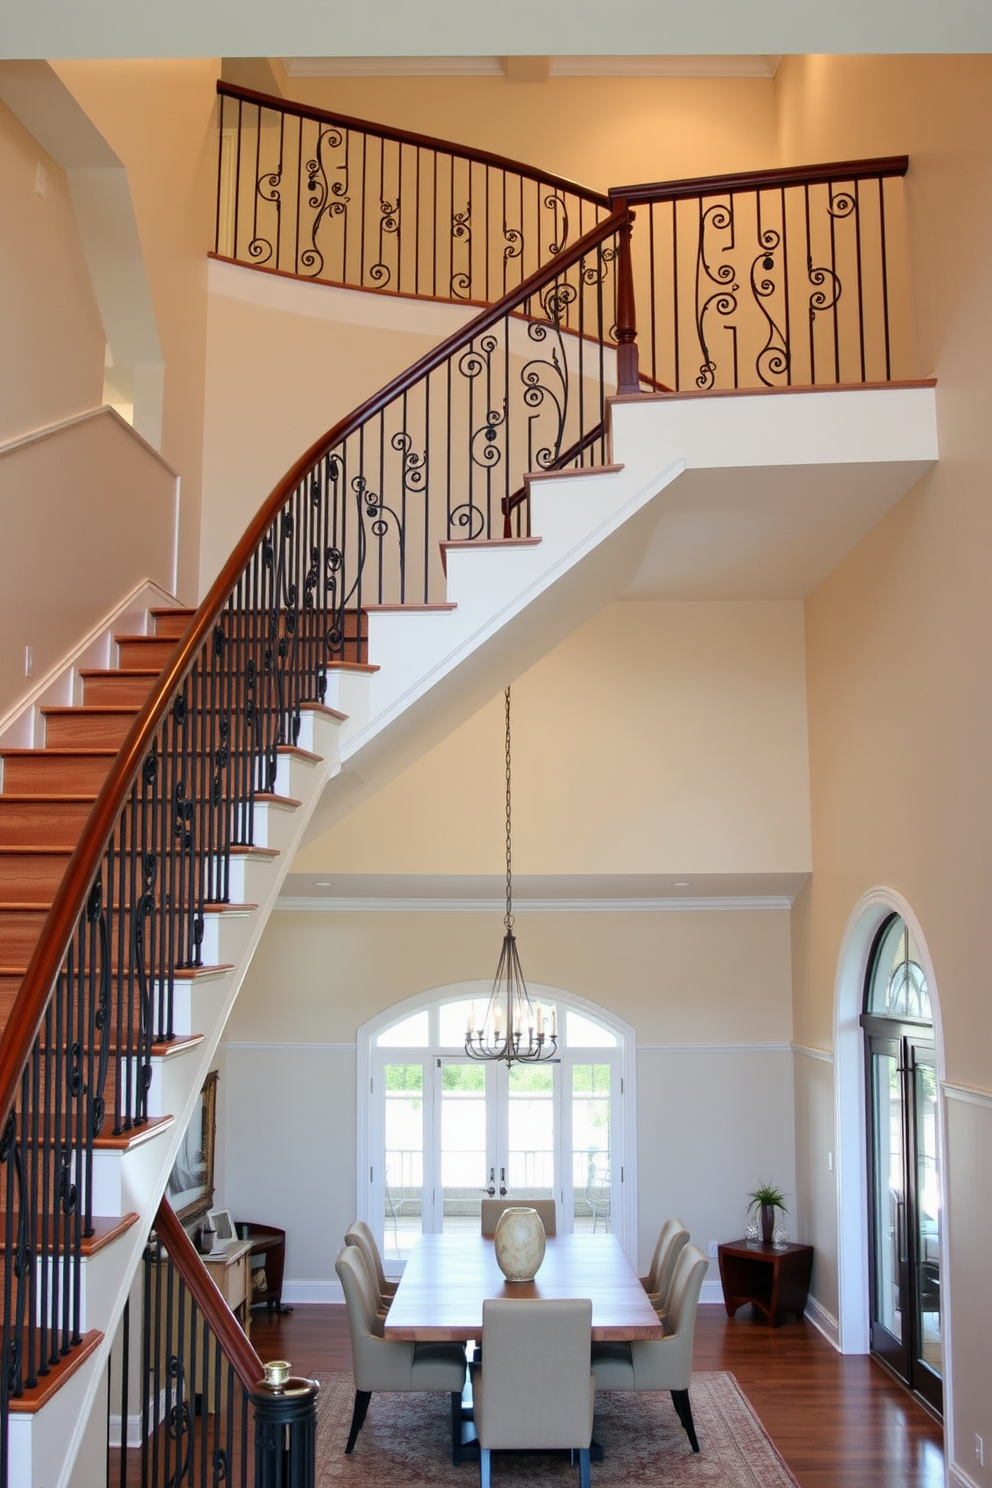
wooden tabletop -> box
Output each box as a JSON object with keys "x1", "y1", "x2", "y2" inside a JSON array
[{"x1": 383, "y1": 1233, "x2": 664, "y2": 1343}]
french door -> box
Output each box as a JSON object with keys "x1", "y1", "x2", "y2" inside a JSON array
[{"x1": 372, "y1": 1039, "x2": 621, "y2": 1264}]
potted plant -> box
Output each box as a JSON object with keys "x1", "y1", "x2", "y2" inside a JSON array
[{"x1": 747, "y1": 1182, "x2": 788, "y2": 1244}]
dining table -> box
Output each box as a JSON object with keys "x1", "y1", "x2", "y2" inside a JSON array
[
  {"x1": 384, "y1": 1231, "x2": 663, "y2": 1343},
  {"x1": 384, "y1": 1231, "x2": 661, "y2": 1462}
]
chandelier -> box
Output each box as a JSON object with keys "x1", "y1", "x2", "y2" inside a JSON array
[{"x1": 465, "y1": 687, "x2": 557, "y2": 1065}]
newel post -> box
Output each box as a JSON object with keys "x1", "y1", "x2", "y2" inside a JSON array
[
  {"x1": 252, "y1": 1363, "x2": 319, "y2": 1488},
  {"x1": 614, "y1": 201, "x2": 640, "y2": 395}
]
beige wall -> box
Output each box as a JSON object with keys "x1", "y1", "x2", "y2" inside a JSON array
[
  {"x1": 778, "y1": 55, "x2": 992, "y2": 1475},
  {"x1": 0, "y1": 98, "x2": 104, "y2": 442},
  {"x1": 222, "y1": 902, "x2": 796, "y2": 1285},
  {"x1": 52, "y1": 61, "x2": 219, "y2": 604},
  {"x1": 298, "y1": 598, "x2": 811, "y2": 877},
  {"x1": 280, "y1": 73, "x2": 780, "y2": 196}
]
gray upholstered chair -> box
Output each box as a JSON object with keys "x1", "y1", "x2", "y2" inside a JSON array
[
  {"x1": 480, "y1": 1197, "x2": 557, "y2": 1237},
  {"x1": 345, "y1": 1219, "x2": 398, "y2": 1313},
  {"x1": 471, "y1": 1298, "x2": 595, "y2": 1488},
  {"x1": 591, "y1": 1242, "x2": 708, "y2": 1452},
  {"x1": 639, "y1": 1218, "x2": 690, "y2": 1317},
  {"x1": 335, "y1": 1245, "x2": 467, "y2": 1458}
]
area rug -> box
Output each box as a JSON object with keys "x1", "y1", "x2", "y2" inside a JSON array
[{"x1": 313, "y1": 1371, "x2": 799, "y2": 1487}]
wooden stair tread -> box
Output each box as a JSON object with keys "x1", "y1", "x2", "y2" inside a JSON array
[
  {"x1": 93, "y1": 1114, "x2": 174, "y2": 1151},
  {"x1": 277, "y1": 744, "x2": 321, "y2": 764},
  {"x1": 229, "y1": 844, "x2": 280, "y2": 858},
  {"x1": 0, "y1": 1214, "x2": 139, "y2": 1258},
  {"x1": 254, "y1": 792, "x2": 303, "y2": 809},
  {"x1": 77, "y1": 668, "x2": 160, "y2": 679},
  {"x1": 0, "y1": 749, "x2": 117, "y2": 759},
  {"x1": 7, "y1": 1330, "x2": 103, "y2": 1414},
  {"x1": 0, "y1": 846, "x2": 76, "y2": 856},
  {"x1": 40, "y1": 706, "x2": 138, "y2": 716}
]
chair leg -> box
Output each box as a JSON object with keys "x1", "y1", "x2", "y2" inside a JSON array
[
  {"x1": 345, "y1": 1390, "x2": 371, "y2": 1453},
  {"x1": 451, "y1": 1389, "x2": 465, "y2": 1465},
  {"x1": 480, "y1": 1445, "x2": 492, "y2": 1488},
  {"x1": 671, "y1": 1388, "x2": 700, "y2": 1452},
  {"x1": 577, "y1": 1446, "x2": 591, "y2": 1488}
]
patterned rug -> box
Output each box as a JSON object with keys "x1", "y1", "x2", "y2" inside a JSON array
[{"x1": 314, "y1": 1371, "x2": 799, "y2": 1487}]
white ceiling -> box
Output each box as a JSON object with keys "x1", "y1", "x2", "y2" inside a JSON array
[{"x1": 2, "y1": 0, "x2": 990, "y2": 60}]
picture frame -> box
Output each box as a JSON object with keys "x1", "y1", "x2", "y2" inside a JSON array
[
  {"x1": 206, "y1": 1208, "x2": 235, "y2": 1248},
  {"x1": 168, "y1": 1070, "x2": 218, "y2": 1226}
]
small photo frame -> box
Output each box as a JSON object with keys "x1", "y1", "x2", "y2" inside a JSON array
[{"x1": 207, "y1": 1208, "x2": 235, "y2": 1249}]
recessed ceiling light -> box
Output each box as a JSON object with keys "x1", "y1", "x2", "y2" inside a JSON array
[{"x1": 672, "y1": 880, "x2": 692, "y2": 889}]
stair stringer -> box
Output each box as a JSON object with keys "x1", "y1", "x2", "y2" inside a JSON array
[
  {"x1": 299, "y1": 381, "x2": 938, "y2": 845},
  {"x1": 11, "y1": 714, "x2": 351, "y2": 1488}
]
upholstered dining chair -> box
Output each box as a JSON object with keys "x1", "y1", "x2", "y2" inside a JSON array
[
  {"x1": 480, "y1": 1197, "x2": 557, "y2": 1237},
  {"x1": 335, "y1": 1245, "x2": 467, "y2": 1459},
  {"x1": 345, "y1": 1220, "x2": 398, "y2": 1314},
  {"x1": 639, "y1": 1218, "x2": 690, "y2": 1317},
  {"x1": 591, "y1": 1243, "x2": 708, "y2": 1452},
  {"x1": 471, "y1": 1298, "x2": 595, "y2": 1488}
]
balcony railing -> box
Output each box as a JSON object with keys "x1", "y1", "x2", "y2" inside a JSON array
[
  {"x1": 613, "y1": 156, "x2": 910, "y2": 392},
  {"x1": 215, "y1": 82, "x2": 611, "y2": 304}
]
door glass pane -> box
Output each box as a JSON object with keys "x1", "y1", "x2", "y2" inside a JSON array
[
  {"x1": 438, "y1": 999, "x2": 476, "y2": 1048},
  {"x1": 507, "y1": 1064, "x2": 555, "y2": 1199},
  {"x1": 378, "y1": 1010, "x2": 430, "y2": 1047},
  {"x1": 915, "y1": 1052, "x2": 942, "y2": 1377},
  {"x1": 566, "y1": 1011, "x2": 617, "y2": 1047},
  {"x1": 383, "y1": 1063, "x2": 424, "y2": 1262},
  {"x1": 440, "y1": 1063, "x2": 487, "y2": 1233},
  {"x1": 872, "y1": 1048, "x2": 903, "y2": 1342},
  {"x1": 572, "y1": 1063, "x2": 612, "y2": 1234}
]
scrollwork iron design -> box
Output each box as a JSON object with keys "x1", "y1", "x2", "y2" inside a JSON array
[
  {"x1": 302, "y1": 125, "x2": 349, "y2": 278},
  {"x1": 695, "y1": 200, "x2": 740, "y2": 391},
  {"x1": 368, "y1": 196, "x2": 400, "y2": 288},
  {"x1": 165, "y1": 1354, "x2": 193, "y2": 1488},
  {"x1": 544, "y1": 192, "x2": 569, "y2": 257},
  {"x1": 750, "y1": 228, "x2": 790, "y2": 386},
  {"x1": 451, "y1": 204, "x2": 472, "y2": 298}
]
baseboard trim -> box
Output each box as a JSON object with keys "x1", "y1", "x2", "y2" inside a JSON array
[
  {"x1": 804, "y1": 1292, "x2": 840, "y2": 1350},
  {"x1": 282, "y1": 1280, "x2": 344, "y2": 1306},
  {"x1": 950, "y1": 1463, "x2": 980, "y2": 1488}
]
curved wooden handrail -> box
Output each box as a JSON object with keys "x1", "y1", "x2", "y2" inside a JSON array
[
  {"x1": 609, "y1": 155, "x2": 909, "y2": 205},
  {"x1": 218, "y1": 81, "x2": 612, "y2": 211},
  {"x1": 155, "y1": 1199, "x2": 263, "y2": 1391},
  {"x1": 0, "y1": 200, "x2": 630, "y2": 1129}
]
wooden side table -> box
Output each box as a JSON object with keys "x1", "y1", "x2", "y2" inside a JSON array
[
  {"x1": 717, "y1": 1239, "x2": 813, "y2": 1326},
  {"x1": 203, "y1": 1238, "x2": 252, "y2": 1340},
  {"x1": 236, "y1": 1221, "x2": 291, "y2": 1314}
]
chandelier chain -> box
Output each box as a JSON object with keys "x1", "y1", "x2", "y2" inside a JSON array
[{"x1": 505, "y1": 686, "x2": 513, "y2": 929}]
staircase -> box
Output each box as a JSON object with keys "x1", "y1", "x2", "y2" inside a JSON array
[{"x1": 0, "y1": 87, "x2": 939, "y2": 1488}]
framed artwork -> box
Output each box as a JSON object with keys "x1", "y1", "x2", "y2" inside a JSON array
[{"x1": 168, "y1": 1070, "x2": 218, "y2": 1226}]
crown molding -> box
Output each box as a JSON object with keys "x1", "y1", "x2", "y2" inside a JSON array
[
  {"x1": 282, "y1": 54, "x2": 781, "y2": 79},
  {"x1": 275, "y1": 894, "x2": 795, "y2": 913}
]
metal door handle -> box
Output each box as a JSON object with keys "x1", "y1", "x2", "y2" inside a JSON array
[
  {"x1": 499, "y1": 1167, "x2": 507, "y2": 1197},
  {"x1": 485, "y1": 1167, "x2": 496, "y2": 1196}
]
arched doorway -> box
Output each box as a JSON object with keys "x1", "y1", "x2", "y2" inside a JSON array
[
  {"x1": 357, "y1": 982, "x2": 636, "y2": 1267},
  {"x1": 834, "y1": 889, "x2": 946, "y2": 1418}
]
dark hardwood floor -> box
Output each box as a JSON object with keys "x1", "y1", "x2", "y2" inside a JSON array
[{"x1": 250, "y1": 1301, "x2": 944, "y2": 1488}]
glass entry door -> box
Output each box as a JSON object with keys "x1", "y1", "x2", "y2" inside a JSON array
[{"x1": 863, "y1": 915, "x2": 941, "y2": 1416}]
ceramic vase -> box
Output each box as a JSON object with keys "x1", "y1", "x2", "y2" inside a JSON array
[
  {"x1": 493, "y1": 1206, "x2": 546, "y2": 1282},
  {"x1": 760, "y1": 1204, "x2": 776, "y2": 1244}
]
